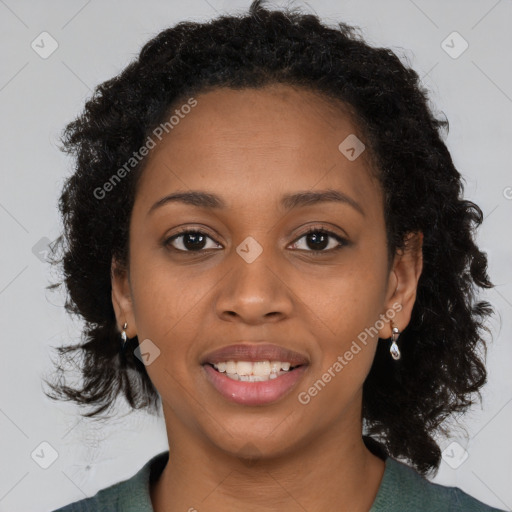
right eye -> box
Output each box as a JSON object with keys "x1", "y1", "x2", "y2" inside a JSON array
[{"x1": 164, "y1": 229, "x2": 223, "y2": 252}]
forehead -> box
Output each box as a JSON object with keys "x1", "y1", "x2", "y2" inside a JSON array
[{"x1": 134, "y1": 84, "x2": 382, "y2": 217}]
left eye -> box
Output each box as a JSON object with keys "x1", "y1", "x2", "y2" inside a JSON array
[{"x1": 289, "y1": 229, "x2": 346, "y2": 253}]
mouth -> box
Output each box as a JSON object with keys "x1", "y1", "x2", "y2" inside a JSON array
[
  {"x1": 205, "y1": 360, "x2": 303, "y2": 382},
  {"x1": 201, "y1": 343, "x2": 309, "y2": 406}
]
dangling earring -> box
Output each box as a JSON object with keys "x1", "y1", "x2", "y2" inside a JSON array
[
  {"x1": 389, "y1": 320, "x2": 401, "y2": 360},
  {"x1": 120, "y1": 322, "x2": 128, "y2": 350}
]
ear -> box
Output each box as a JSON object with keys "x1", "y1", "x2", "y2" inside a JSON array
[
  {"x1": 378, "y1": 231, "x2": 423, "y2": 339},
  {"x1": 111, "y1": 257, "x2": 137, "y2": 338}
]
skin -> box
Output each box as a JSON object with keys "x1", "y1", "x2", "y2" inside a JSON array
[{"x1": 111, "y1": 84, "x2": 423, "y2": 512}]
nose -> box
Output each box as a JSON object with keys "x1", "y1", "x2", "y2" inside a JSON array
[{"x1": 214, "y1": 245, "x2": 294, "y2": 325}]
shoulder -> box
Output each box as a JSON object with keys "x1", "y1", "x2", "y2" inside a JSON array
[
  {"x1": 371, "y1": 456, "x2": 506, "y2": 512},
  {"x1": 51, "y1": 451, "x2": 169, "y2": 512}
]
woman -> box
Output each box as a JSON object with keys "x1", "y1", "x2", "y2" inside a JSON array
[{"x1": 46, "y1": 1, "x2": 505, "y2": 510}]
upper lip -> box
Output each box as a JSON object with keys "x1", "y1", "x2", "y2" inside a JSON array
[{"x1": 201, "y1": 343, "x2": 310, "y2": 366}]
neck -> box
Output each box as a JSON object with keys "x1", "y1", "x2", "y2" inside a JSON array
[{"x1": 150, "y1": 406, "x2": 386, "y2": 512}]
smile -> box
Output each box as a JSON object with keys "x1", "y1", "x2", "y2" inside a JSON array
[
  {"x1": 203, "y1": 360, "x2": 308, "y2": 406},
  {"x1": 211, "y1": 360, "x2": 298, "y2": 381}
]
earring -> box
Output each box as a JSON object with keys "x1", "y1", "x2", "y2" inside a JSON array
[
  {"x1": 120, "y1": 322, "x2": 128, "y2": 350},
  {"x1": 389, "y1": 320, "x2": 401, "y2": 360}
]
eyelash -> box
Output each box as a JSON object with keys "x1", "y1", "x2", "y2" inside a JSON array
[{"x1": 164, "y1": 226, "x2": 348, "y2": 255}]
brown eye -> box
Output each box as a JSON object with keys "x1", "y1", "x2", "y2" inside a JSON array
[
  {"x1": 165, "y1": 230, "x2": 222, "y2": 252},
  {"x1": 290, "y1": 228, "x2": 347, "y2": 253}
]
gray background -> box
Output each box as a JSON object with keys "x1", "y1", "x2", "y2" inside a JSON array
[{"x1": 0, "y1": 0, "x2": 511, "y2": 510}]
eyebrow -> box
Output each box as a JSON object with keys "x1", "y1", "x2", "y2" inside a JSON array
[{"x1": 147, "y1": 188, "x2": 365, "y2": 217}]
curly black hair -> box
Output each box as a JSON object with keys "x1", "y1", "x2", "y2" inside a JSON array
[{"x1": 43, "y1": 0, "x2": 494, "y2": 477}]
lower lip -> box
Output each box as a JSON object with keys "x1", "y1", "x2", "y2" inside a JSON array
[{"x1": 202, "y1": 364, "x2": 308, "y2": 406}]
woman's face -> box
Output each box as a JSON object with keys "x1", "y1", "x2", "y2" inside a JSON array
[{"x1": 112, "y1": 84, "x2": 421, "y2": 458}]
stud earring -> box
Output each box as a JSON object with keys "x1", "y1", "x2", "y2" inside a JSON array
[{"x1": 389, "y1": 320, "x2": 401, "y2": 360}]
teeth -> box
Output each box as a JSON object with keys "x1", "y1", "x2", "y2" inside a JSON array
[
  {"x1": 238, "y1": 374, "x2": 268, "y2": 382},
  {"x1": 211, "y1": 360, "x2": 298, "y2": 380},
  {"x1": 236, "y1": 361, "x2": 253, "y2": 376},
  {"x1": 253, "y1": 361, "x2": 271, "y2": 376},
  {"x1": 270, "y1": 360, "x2": 281, "y2": 373},
  {"x1": 225, "y1": 361, "x2": 237, "y2": 374},
  {"x1": 225, "y1": 371, "x2": 287, "y2": 382}
]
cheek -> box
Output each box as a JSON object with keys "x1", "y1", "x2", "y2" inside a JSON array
[
  {"x1": 297, "y1": 286, "x2": 381, "y2": 422},
  {"x1": 298, "y1": 249, "x2": 389, "y2": 396},
  {"x1": 128, "y1": 255, "x2": 212, "y2": 365},
  {"x1": 131, "y1": 241, "x2": 196, "y2": 313},
  {"x1": 301, "y1": 257, "x2": 389, "y2": 339}
]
